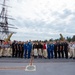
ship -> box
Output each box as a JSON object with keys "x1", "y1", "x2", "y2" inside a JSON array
[{"x1": 0, "y1": 0, "x2": 17, "y2": 41}]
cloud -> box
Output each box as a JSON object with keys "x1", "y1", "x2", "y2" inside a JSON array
[{"x1": 0, "y1": 0, "x2": 75, "y2": 41}]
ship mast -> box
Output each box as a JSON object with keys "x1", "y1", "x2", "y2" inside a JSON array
[{"x1": 0, "y1": 0, "x2": 17, "y2": 40}]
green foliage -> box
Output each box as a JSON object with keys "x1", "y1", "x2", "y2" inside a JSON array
[
  {"x1": 72, "y1": 35, "x2": 75, "y2": 41},
  {"x1": 66, "y1": 37, "x2": 72, "y2": 42}
]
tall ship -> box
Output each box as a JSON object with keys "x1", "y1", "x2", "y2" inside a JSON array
[{"x1": 0, "y1": 0, "x2": 17, "y2": 41}]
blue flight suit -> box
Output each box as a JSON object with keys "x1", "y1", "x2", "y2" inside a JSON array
[
  {"x1": 50, "y1": 44, "x2": 54, "y2": 58},
  {"x1": 27, "y1": 42, "x2": 32, "y2": 58},
  {"x1": 24, "y1": 43, "x2": 27, "y2": 58}
]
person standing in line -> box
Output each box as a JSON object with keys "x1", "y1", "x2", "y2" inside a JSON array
[
  {"x1": 68, "y1": 42, "x2": 74, "y2": 58},
  {"x1": 50, "y1": 42, "x2": 54, "y2": 58},
  {"x1": 38, "y1": 41, "x2": 43, "y2": 58},
  {"x1": 24, "y1": 41, "x2": 28, "y2": 59},
  {"x1": 1, "y1": 41, "x2": 5, "y2": 57},
  {"x1": 57, "y1": 41, "x2": 60, "y2": 58},
  {"x1": 60, "y1": 41, "x2": 64, "y2": 58},
  {"x1": 43, "y1": 42, "x2": 48, "y2": 59},
  {"x1": 17, "y1": 41, "x2": 21, "y2": 58},
  {"x1": 47, "y1": 41, "x2": 51, "y2": 59},
  {"x1": 6, "y1": 41, "x2": 12, "y2": 57},
  {"x1": 0, "y1": 46, "x2": 2, "y2": 58},
  {"x1": 11, "y1": 41, "x2": 16, "y2": 57},
  {"x1": 57, "y1": 41, "x2": 64, "y2": 58},
  {"x1": 33, "y1": 42, "x2": 38, "y2": 58},
  {"x1": 63, "y1": 41, "x2": 68, "y2": 59},
  {"x1": 18, "y1": 41, "x2": 23, "y2": 58},
  {"x1": 72, "y1": 42, "x2": 75, "y2": 59},
  {"x1": 3, "y1": 41, "x2": 9, "y2": 57},
  {"x1": 0, "y1": 41, "x2": 3, "y2": 58},
  {"x1": 9, "y1": 41, "x2": 13, "y2": 57},
  {"x1": 54, "y1": 41, "x2": 58, "y2": 58},
  {"x1": 27, "y1": 40, "x2": 32, "y2": 59},
  {"x1": 20, "y1": 42, "x2": 24, "y2": 58},
  {"x1": 14, "y1": 41, "x2": 18, "y2": 58}
]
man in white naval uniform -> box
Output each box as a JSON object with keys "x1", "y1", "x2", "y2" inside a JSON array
[{"x1": 72, "y1": 42, "x2": 75, "y2": 59}]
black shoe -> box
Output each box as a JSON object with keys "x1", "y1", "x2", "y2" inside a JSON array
[
  {"x1": 0, "y1": 56, "x2": 2, "y2": 58},
  {"x1": 70, "y1": 57, "x2": 72, "y2": 59},
  {"x1": 73, "y1": 57, "x2": 75, "y2": 59}
]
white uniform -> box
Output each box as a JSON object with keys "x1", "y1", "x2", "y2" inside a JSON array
[
  {"x1": 43, "y1": 44, "x2": 47, "y2": 58},
  {"x1": 43, "y1": 49, "x2": 47, "y2": 58},
  {"x1": 69, "y1": 46, "x2": 74, "y2": 58},
  {"x1": 38, "y1": 49, "x2": 42, "y2": 56},
  {"x1": 34, "y1": 49, "x2": 38, "y2": 56},
  {"x1": 2, "y1": 44, "x2": 12, "y2": 57},
  {"x1": 68, "y1": 43, "x2": 74, "y2": 58},
  {"x1": 0, "y1": 48, "x2": 3, "y2": 57},
  {"x1": 0, "y1": 44, "x2": 4, "y2": 57},
  {"x1": 72, "y1": 43, "x2": 75, "y2": 58}
]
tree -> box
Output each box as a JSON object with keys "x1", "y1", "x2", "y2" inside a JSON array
[
  {"x1": 72, "y1": 35, "x2": 75, "y2": 41},
  {"x1": 49, "y1": 38, "x2": 53, "y2": 42},
  {"x1": 66, "y1": 37, "x2": 72, "y2": 42}
]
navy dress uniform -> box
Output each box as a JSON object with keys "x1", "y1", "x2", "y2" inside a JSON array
[
  {"x1": 54, "y1": 42, "x2": 58, "y2": 58},
  {"x1": 47, "y1": 43, "x2": 51, "y2": 59},
  {"x1": 63, "y1": 42, "x2": 68, "y2": 59}
]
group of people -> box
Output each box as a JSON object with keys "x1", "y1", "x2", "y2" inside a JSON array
[{"x1": 0, "y1": 40, "x2": 75, "y2": 59}]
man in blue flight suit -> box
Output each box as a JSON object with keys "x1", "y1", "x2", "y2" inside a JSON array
[
  {"x1": 50, "y1": 42, "x2": 54, "y2": 58},
  {"x1": 47, "y1": 41, "x2": 54, "y2": 59},
  {"x1": 27, "y1": 40, "x2": 32, "y2": 59},
  {"x1": 24, "y1": 41, "x2": 28, "y2": 58}
]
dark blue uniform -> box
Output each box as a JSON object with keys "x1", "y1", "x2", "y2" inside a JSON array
[
  {"x1": 58, "y1": 42, "x2": 64, "y2": 58},
  {"x1": 50, "y1": 44, "x2": 54, "y2": 58},
  {"x1": 47, "y1": 43, "x2": 50, "y2": 59},
  {"x1": 54, "y1": 43, "x2": 58, "y2": 58},
  {"x1": 63, "y1": 42, "x2": 68, "y2": 59},
  {"x1": 24, "y1": 43, "x2": 27, "y2": 58},
  {"x1": 27, "y1": 42, "x2": 32, "y2": 58},
  {"x1": 47, "y1": 43, "x2": 54, "y2": 59}
]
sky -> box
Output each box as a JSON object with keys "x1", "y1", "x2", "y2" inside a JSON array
[{"x1": 0, "y1": 0, "x2": 75, "y2": 41}]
